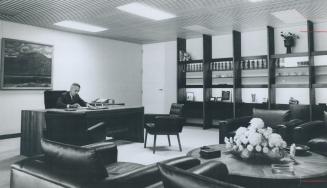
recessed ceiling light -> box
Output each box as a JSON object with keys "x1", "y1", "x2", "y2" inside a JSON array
[
  {"x1": 117, "y1": 2, "x2": 176, "y2": 21},
  {"x1": 183, "y1": 25, "x2": 216, "y2": 35},
  {"x1": 271, "y1": 9, "x2": 307, "y2": 23},
  {"x1": 248, "y1": 0, "x2": 266, "y2": 2},
  {"x1": 54, "y1": 21, "x2": 107, "y2": 32}
]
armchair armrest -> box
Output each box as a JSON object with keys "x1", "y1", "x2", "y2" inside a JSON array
[
  {"x1": 272, "y1": 124, "x2": 287, "y2": 141},
  {"x1": 187, "y1": 161, "x2": 228, "y2": 181},
  {"x1": 106, "y1": 156, "x2": 200, "y2": 188},
  {"x1": 221, "y1": 116, "x2": 252, "y2": 132},
  {"x1": 293, "y1": 120, "x2": 325, "y2": 145},
  {"x1": 219, "y1": 116, "x2": 252, "y2": 144},
  {"x1": 83, "y1": 142, "x2": 117, "y2": 165}
]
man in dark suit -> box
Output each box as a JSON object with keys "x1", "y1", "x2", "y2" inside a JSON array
[{"x1": 56, "y1": 83, "x2": 87, "y2": 108}]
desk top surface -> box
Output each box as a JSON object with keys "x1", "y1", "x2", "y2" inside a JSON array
[{"x1": 23, "y1": 105, "x2": 144, "y2": 113}]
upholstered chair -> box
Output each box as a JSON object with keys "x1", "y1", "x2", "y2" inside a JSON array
[
  {"x1": 144, "y1": 103, "x2": 185, "y2": 153},
  {"x1": 44, "y1": 90, "x2": 66, "y2": 109}
]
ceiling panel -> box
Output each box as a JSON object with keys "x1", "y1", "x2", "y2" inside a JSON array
[{"x1": 0, "y1": 0, "x2": 327, "y2": 43}]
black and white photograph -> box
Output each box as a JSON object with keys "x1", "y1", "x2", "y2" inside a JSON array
[
  {"x1": 1, "y1": 1, "x2": 327, "y2": 188},
  {"x1": 1, "y1": 38, "x2": 53, "y2": 89}
]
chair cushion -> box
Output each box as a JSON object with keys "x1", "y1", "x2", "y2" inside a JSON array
[
  {"x1": 289, "y1": 104, "x2": 310, "y2": 122},
  {"x1": 252, "y1": 108, "x2": 290, "y2": 128},
  {"x1": 41, "y1": 139, "x2": 108, "y2": 180},
  {"x1": 158, "y1": 163, "x2": 243, "y2": 188}
]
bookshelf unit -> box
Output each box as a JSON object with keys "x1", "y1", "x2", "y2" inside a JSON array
[{"x1": 177, "y1": 20, "x2": 327, "y2": 128}]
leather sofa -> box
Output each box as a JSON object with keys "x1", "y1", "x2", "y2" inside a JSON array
[
  {"x1": 293, "y1": 111, "x2": 327, "y2": 156},
  {"x1": 11, "y1": 139, "x2": 235, "y2": 188},
  {"x1": 219, "y1": 107, "x2": 314, "y2": 144}
]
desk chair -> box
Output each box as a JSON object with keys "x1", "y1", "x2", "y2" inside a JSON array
[
  {"x1": 144, "y1": 103, "x2": 185, "y2": 154},
  {"x1": 44, "y1": 90, "x2": 66, "y2": 109}
]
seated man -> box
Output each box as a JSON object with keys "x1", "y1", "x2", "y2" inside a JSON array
[{"x1": 56, "y1": 83, "x2": 88, "y2": 108}]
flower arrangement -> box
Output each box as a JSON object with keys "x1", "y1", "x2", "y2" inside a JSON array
[
  {"x1": 224, "y1": 118, "x2": 288, "y2": 162},
  {"x1": 280, "y1": 32, "x2": 299, "y2": 40}
]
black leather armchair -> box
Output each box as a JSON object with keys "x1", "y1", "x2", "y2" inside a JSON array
[
  {"x1": 293, "y1": 112, "x2": 327, "y2": 156},
  {"x1": 10, "y1": 139, "x2": 229, "y2": 188},
  {"x1": 144, "y1": 103, "x2": 185, "y2": 153},
  {"x1": 44, "y1": 111, "x2": 106, "y2": 146},
  {"x1": 219, "y1": 108, "x2": 305, "y2": 144},
  {"x1": 44, "y1": 90, "x2": 66, "y2": 109}
]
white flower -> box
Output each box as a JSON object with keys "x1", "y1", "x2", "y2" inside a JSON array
[
  {"x1": 248, "y1": 132, "x2": 262, "y2": 146},
  {"x1": 268, "y1": 133, "x2": 284, "y2": 148},
  {"x1": 233, "y1": 145, "x2": 238, "y2": 151},
  {"x1": 247, "y1": 144, "x2": 254, "y2": 152},
  {"x1": 241, "y1": 149, "x2": 250, "y2": 159},
  {"x1": 263, "y1": 146, "x2": 269, "y2": 153},
  {"x1": 238, "y1": 145, "x2": 244, "y2": 151},
  {"x1": 261, "y1": 140, "x2": 268, "y2": 147},
  {"x1": 248, "y1": 118, "x2": 265, "y2": 130},
  {"x1": 235, "y1": 127, "x2": 247, "y2": 137},
  {"x1": 255, "y1": 145, "x2": 262, "y2": 152},
  {"x1": 240, "y1": 135, "x2": 249, "y2": 145},
  {"x1": 224, "y1": 137, "x2": 230, "y2": 144}
]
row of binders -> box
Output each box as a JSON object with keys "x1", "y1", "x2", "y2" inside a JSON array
[
  {"x1": 186, "y1": 59, "x2": 268, "y2": 72},
  {"x1": 241, "y1": 59, "x2": 268, "y2": 69}
]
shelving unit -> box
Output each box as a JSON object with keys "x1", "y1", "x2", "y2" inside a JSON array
[{"x1": 177, "y1": 20, "x2": 326, "y2": 128}]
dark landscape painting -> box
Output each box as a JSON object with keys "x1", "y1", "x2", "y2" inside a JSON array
[{"x1": 1, "y1": 38, "x2": 53, "y2": 89}]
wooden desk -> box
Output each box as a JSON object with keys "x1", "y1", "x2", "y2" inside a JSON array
[
  {"x1": 21, "y1": 106, "x2": 144, "y2": 156},
  {"x1": 187, "y1": 144, "x2": 327, "y2": 188}
]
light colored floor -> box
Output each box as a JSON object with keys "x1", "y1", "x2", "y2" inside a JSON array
[
  {"x1": 0, "y1": 126, "x2": 219, "y2": 188},
  {"x1": 118, "y1": 126, "x2": 219, "y2": 165}
]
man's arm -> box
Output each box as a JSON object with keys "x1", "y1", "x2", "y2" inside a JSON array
[{"x1": 76, "y1": 95, "x2": 87, "y2": 107}]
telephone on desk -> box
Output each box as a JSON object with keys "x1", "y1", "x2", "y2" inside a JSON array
[
  {"x1": 92, "y1": 98, "x2": 110, "y2": 103},
  {"x1": 91, "y1": 98, "x2": 115, "y2": 106}
]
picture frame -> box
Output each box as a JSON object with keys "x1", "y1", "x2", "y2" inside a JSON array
[
  {"x1": 221, "y1": 91, "x2": 231, "y2": 101},
  {"x1": 186, "y1": 92, "x2": 195, "y2": 101},
  {"x1": 1, "y1": 38, "x2": 54, "y2": 89}
]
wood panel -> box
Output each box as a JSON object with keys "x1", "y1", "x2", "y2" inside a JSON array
[
  {"x1": 203, "y1": 34, "x2": 212, "y2": 129},
  {"x1": 177, "y1": 38, "x2": 187, "y2": 103},
  {"x1": 233, "y1": 30, "x2": 242, "y2": 118}
]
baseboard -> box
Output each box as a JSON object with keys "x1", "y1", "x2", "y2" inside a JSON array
[{"x1": 0, "y1": 133, "x2": 21, "y2": 140}]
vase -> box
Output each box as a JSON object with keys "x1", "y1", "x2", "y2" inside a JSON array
[{"x1": 284, "y1": 37, "x2": 295, "y2": 54}]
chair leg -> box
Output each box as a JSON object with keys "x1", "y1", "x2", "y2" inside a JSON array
[
  {"x1": 177, "y1": 134, "x2": 182, "y2": 152},
  {"x1": 167, "y1": 135, "x2": 171, "y2": 146},
  {"x1": 144, "y1": 130, "x2": 148, "y2": 148},
  {"x1": 153, "y1": 134, "x2": 157, "y2": 154}
]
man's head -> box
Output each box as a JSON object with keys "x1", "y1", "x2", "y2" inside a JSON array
[{"x1": 69, "y1": 83, "x2": 81, "y2": 97}]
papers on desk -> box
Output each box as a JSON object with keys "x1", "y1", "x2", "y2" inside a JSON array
[{"x1": 64, "y1": 108, "x2": 77, "y2": 111}]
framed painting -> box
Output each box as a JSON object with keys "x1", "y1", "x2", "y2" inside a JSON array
[{"x1": 1, "y1": 38, "x2": 53, "y2": 89}]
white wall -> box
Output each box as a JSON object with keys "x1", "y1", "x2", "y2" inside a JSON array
[{"x1": 0, "y1": 20, "x2": 142, "y2": 135}]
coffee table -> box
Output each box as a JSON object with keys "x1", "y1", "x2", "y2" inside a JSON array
[{"x1": 187, "y1": 144, "x2": 327, "y2": 188}]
